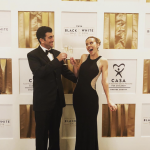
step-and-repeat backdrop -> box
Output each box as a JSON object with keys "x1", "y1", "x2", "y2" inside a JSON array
[{"x1": 0, "y1": 0, "x2": 150, "y2": 149}]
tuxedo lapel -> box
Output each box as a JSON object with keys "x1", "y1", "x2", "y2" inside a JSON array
[
  {"x1": 37, "y1": 46, "x2": 50, "y2": 63},
  {"x1": 51, "y1": 49, "x2": 58, "y2": 58}
]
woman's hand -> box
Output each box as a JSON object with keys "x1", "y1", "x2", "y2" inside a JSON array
[
  {"x1": 108, "y1": 100, "x2": 117, "y2": 111},
  {"x1": 70, "y1": 57, "x2": 77, "y2": 66}
]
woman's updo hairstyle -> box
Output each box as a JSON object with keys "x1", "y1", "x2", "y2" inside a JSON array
[{"x1": 86, "y1": 36, "x2": 101, "y2": 45}]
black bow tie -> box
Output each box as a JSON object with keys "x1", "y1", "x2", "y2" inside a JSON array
[{"x1": 46, "y1": 49, "x2": 53, "y2": 55}]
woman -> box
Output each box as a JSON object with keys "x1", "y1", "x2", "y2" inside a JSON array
[{"x1": 70, "y1": 36, "x2": 117, "y2": 150}]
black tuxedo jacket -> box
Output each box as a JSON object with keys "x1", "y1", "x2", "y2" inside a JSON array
[{"x1": 27, "y1": 46, "x2": 77, "y2": 111}]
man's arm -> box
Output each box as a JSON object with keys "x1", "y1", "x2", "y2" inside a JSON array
[
  {"x1": 27, "y1": 52, "x2": 62, "y2": 78},
  {"x1": 70, "y1": 54, "x2": 87, "y2": 77},
  {"x1": 61, "y1": 63, "x2": 77, "y2": 83},
  {"x1": 61, "y1": 54, "x2": 88, "y2": 83}
]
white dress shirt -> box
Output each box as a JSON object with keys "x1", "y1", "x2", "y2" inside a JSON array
[{"x1": 40, "y1": 45, "x2": 54, "y2": 61}]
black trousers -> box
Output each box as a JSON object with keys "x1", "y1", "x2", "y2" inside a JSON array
[{"x1": 34, "y1": 101, "x2": 62, "y2": 150}]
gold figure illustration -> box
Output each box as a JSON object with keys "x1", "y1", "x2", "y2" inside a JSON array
[
  {"x1": 143, "y1": 60, "x2": 150, "y2": 93},
  {"x1": 62, "y1": 59, "x2": 80, "y2": 94},
  {"x1": 146, "y1": 0, "x2": 150, "y2": 2},
  {"x1": 18, "y1": 11, "x2": 54, "y2": 48},
  {"x1": 102, "y1": 104, "x2": 135, "y2": 137},
  {"x1": 103, "y1": 13, "x2": 138, "y2": 49},
  {"x1": 0, "y1": 59, "x2": 12, "y2": 94},
  {"x1": 20, "y1": 105, "x2": 35, "y2": 138}
]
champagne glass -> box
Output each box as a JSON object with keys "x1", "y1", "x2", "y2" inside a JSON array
[
  {"x1": 63, "y1": 45, "x2": 68, "y2": 65},
  {"x1": 68, "y1": 46, "x2": 74, "y2": 67},
  {"x1": 68, "y1": 46, "x2": 73, "y2": 58}
]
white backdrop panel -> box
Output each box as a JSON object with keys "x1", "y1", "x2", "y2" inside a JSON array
[
  {"x1": 141, "y1": 104, "x2": 150, "y2": 136},
  {"x1": 0, "y1": 11, "x2": 11, "y2": 47},
  {"x1": 145, "y1": 13, "x2": 150, "y2": 49},
  {"x1": 19, "y1": 59, "x2": 33, "y2": 94},
  {"x1": 62, "y1": 105, "x2": 76, "y2": 138},
  {"x1": 0, "y1": 104, "x2": 13, "y2": 138},
  {"x1": 108, "y1": 59, "x2": 137, "y2": 94},
  {"x1": 61, "y1": 12, "x2": 97, "y2": 49}
]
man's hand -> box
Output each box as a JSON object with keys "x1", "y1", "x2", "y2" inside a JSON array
[{"x1": 57, "y1": 53, "x2": 67, "y2": 61}]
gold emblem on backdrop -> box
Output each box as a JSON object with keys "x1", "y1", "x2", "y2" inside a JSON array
[
  {"x1": 18, "y1": 11, "x2": 54, "y2": 48},
  {"x1": 62, "y1": 59, "x2": 80, "y2": 94},
  {"x1": 103, "y1": 13, "x2": 138, "y2": 49},
  {"x1": 20, "y1": 105, "x2": 35, "y2": 138},
  {"x1": 147, "y1": 0, "x2": 150, "y2": 2},
  {"x1": 62, "y1": 0, "x2": 97, "y2": 1},
  {"x1": 143, "y1": 60, "x2": 150, "y2": 94},
  {"x1": 0, "y1": 59, "x2": 12, "y2": 94},
  {"x1": 102, "y1": 104, "x2": 135, "y2": 137}
]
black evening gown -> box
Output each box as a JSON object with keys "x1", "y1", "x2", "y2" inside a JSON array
[{"x1": 73, "y1": 55, "x2": 102, "y2": 150}]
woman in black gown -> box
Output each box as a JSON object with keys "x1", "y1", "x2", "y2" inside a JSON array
[{"x1": 70, "y1": 36, "x2": 117, "y2": 150}]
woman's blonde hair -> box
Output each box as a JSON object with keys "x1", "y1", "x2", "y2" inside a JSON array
[{"x1": 86, "y1": 36, "x2": 101, "y2": 45}]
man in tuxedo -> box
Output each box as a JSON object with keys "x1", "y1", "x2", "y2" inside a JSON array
[{"x1": 27, "y1": 26, "x2": 77, "y2": 150}]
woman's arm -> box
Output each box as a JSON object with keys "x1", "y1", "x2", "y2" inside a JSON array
[
  {"x1": 70, "y1": 57, "x2": 79, "y2": 77},
  {"x1": 101, "y1": 58, "x2": 117, "y2": 111},
  {"x1": 70, "y1": 54, "x2": 87, "y2": 77}
]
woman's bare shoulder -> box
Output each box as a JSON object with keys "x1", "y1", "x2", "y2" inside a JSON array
[
  {"x1": 100, "y1": 56, "x2": 108, "y2": 66},
  {"x1": 81, "y1": 54, "x2": 88, "y2": 58},
  {"x1": 100, "y1": 56, "x2": 107, "y2": 61},
  {"x1": 80, "y1": 54, "x2": 88, "y2": 62}
]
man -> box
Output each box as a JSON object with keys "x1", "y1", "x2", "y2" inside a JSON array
[{"x1": 27, "y1": 26, "x2": 77, "y2": 150}]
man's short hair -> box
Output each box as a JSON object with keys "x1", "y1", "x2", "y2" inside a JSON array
[{"x1": 36, "y1": 26, "x2": 53, "y2": 43}]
